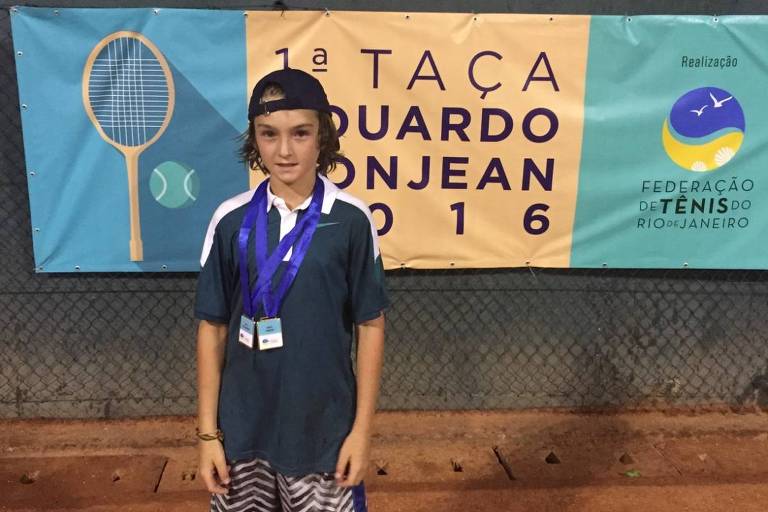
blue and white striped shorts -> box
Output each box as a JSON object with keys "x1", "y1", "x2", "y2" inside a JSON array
[{"x1": 210, "y1": 457, "x2": 368, "y2": 512}]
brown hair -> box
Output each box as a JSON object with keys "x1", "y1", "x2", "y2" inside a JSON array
[{"x1": 239, "y1": 83, "x2": 341, "y2": 176}]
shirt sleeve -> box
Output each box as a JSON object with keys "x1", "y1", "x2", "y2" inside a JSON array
[
  {"x1": 194, "y1": 223, "x2": 233, "y2": 324},
  {"x1": 347, "y1": 210, "x2": 390, "y2": 324}
]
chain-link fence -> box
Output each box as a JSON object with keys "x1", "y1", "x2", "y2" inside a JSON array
[{"x1": 2, "y1": 4, "x2": 768, "y2": 419}]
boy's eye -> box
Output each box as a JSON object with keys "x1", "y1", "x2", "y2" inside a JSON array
[
  {"x1": 294, "y1": 130, "x2": 310, "y2": 137},
  {"x1": 258, "y1": 130, "x2": 275, "y2": 138}
]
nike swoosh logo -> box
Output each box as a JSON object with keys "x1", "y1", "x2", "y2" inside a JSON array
[{"x1": 316, "y1": 222, "x2": 340, "y2": 228}]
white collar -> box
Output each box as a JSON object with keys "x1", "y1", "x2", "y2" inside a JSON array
[
  {"x1": 266, "y1": 184, "x2": 313, "y2": 212},
  {"x1": 264, "y1": 174, "x2": 340, "y2": 214}
]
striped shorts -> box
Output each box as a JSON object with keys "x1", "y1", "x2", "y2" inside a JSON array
[{"x1": 210, "y1": 457, "x2": 368, "y2": 512}]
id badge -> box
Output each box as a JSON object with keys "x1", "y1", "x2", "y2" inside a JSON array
[
  {"x1": 257, "y1": 317, "x2": 284, "y2": 351},
  {"x1": 238, "y1": 316, "x2": 255, "y2": 348}
]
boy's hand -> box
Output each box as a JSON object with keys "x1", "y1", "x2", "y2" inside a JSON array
[
  {"x1": 198, "y1": 440, "x2": 231, "y2": 494},
  {"x1": 335, "y1": 428, "x2": 370, "y2": 487}
]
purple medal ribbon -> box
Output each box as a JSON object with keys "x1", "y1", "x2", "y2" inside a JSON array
[{"x1": 238, "y1": 178, "x2": 324, "y2": 319}]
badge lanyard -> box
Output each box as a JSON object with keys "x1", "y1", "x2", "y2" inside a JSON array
[{"x1": 237, "y1": 178, "x2": 324, "y2": 349}]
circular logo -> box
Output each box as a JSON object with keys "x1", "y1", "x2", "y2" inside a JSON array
[
  {"x1": 662, "y1": 87, "x2": 745, "y2": 172},
  {"x1": 149, "y1": 161, "x2": 200, "y2": 209}
]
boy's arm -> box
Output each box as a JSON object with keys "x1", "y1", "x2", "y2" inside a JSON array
[
  {"x1": 197, "y1": 319, "x2": 231, "y2": 494},
  {"x1": 335, "y1": 313, "x2": 385, "y2": 486}
]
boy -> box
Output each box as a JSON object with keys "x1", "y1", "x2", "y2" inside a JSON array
[{"x1": 195, "y1": 68, "x2": 388, "y2": 511}]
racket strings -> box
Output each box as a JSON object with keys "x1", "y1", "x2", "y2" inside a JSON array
[{"x1": 88, "y1": 36, "x2": 170, "y2": 147}]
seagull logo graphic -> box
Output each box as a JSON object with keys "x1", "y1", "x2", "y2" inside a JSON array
[
  {"x1": 690, "y1": 105, "x2": 708, "y2": 117},
  {"x1": 710, "y1": 91, "x2": 733, "y2": 108}
]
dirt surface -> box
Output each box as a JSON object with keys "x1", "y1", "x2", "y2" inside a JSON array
[{"x1": 1, "y1": 410, "x2": 767, "y2": 511}]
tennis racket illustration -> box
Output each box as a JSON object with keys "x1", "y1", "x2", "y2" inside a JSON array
[{"x1": 82, "y1": 31, "x2": 175, "y2": 261}]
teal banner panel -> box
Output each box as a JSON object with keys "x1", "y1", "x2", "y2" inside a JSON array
[
  {"x1": 12, "y1": 7, "x2": 247, "y2": 271},
  {"x1": 572, "y1": 16, "x2": 768, "y2": 269}
]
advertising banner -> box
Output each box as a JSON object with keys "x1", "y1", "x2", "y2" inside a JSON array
[{"x1": 11, "y1": 8, "x2": 768, "y2": 270}]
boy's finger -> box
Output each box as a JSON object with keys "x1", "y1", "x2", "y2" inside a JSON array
[
  {"x1": 335, "y1": 452, "x2": 350, "y2": 482},
  {"x1": 353, "y1": 458, "x2": 368, "y2": 484},
  {"x1": 347, "y1": 458, "x2": 359, "y2": 485},
  {"x1": 338, "y1": 458, "x2": 360, "y2": 487},
  {"x1": 202, "y1": 468, "x2": 228, "y2": 494},
  {"x1": 215, "y1": 458, "x2": 231, "y2": 485},
  {"x1": 199, "y1": 469, "x2": 212, "y2": 490},
  {"x1": 352, "y1": 459, "x2": 366, "y2": 485}
]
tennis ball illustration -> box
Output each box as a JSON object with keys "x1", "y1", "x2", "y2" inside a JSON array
[{"x1": 149, "y1": 161, "x2": 199, "y2": 209}]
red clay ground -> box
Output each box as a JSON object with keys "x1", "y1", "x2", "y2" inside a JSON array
[{"x1": 1, "y1": 411, "x2": 767, "y2": 511}]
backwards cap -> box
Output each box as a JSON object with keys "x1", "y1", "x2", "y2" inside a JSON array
[{"x1": 248, "y1": 68, "x2": 331, "y2": 119}]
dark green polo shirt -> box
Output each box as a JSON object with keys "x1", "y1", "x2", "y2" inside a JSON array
[{"x1": 194, "y1": 175, "x2": 389, "y2": 476}]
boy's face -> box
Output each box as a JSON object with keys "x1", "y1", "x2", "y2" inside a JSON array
[{"x1": 253, "y1": 108, "x2": 321, "y2": 189}]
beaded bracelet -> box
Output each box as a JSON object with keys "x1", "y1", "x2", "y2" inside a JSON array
[{"x1": 195, "y1": 428, "x2": 224, "y2": 442}]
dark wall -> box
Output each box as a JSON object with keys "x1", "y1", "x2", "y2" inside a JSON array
[
  {"x1": 3, "y1": 1, "x2": 768, "y2": 15},
  {"x1": 1, "y1": 2, "x2": 767, "y2": 418}
]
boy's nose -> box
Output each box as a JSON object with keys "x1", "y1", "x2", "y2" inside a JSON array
[{"x1": 278, "y1": 136, "x2": 293, "y2": 157}]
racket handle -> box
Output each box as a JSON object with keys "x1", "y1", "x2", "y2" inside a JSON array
[{"x1": 126, "y1": 152, "x2": 144, "y2": 261}]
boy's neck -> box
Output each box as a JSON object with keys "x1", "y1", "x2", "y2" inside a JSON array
[{"x1": 269, "y1": 173, "x2": 318, "y2": 211}]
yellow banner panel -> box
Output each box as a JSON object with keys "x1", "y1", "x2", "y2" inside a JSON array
[{"x1": 246, "y1": 11, "x2": 590, "y2": 269}]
